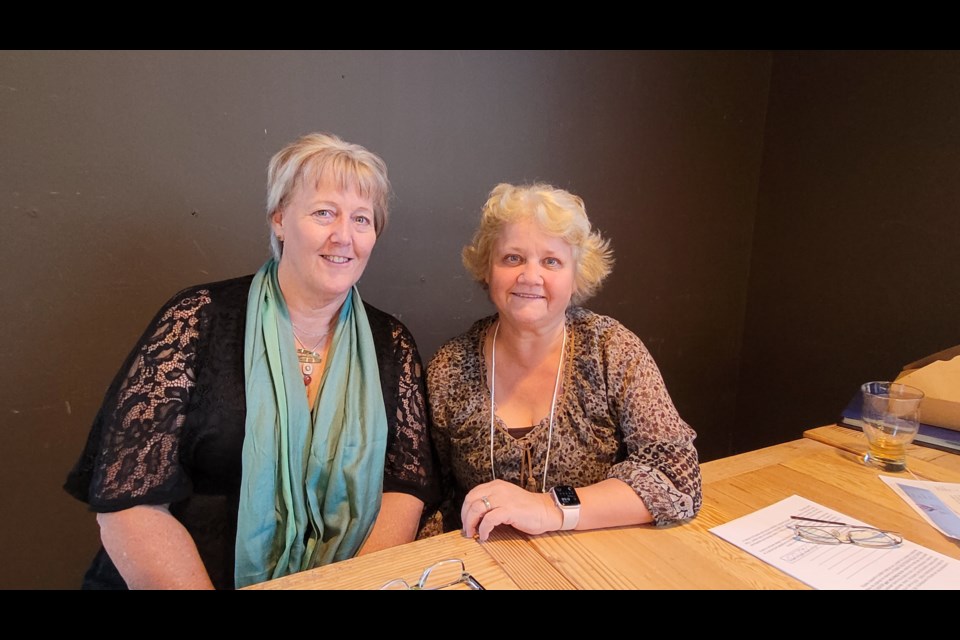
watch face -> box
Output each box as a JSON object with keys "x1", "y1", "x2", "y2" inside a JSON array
[{"x1": 553, "y1": 485, "x2": 580, "y2": 507}]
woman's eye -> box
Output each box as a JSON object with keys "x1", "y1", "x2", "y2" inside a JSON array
[
  {"x1": 313, "y1": 209, "x2": 333, "y2": 218},
  {"x1": 354, "y1": 214, "x2": 371, "y2": 226},
  {"x1": 503, "y1": 254, "x2": 522, "y2": 265},
  {"x1": 543, "y1": 257, "x2": 561, "y2": 268}
]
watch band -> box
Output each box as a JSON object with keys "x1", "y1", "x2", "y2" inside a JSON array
[
  {"x1": 551, "y1": 486, "x2": 581, "y2": 531},
  {"x1": 558, "y1": 503, "x2": 580, "y2": 531}
]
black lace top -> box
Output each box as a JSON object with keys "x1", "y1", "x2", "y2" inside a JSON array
[{"x1": 64, "y1": 275, "x2": 436, "y2": 589}]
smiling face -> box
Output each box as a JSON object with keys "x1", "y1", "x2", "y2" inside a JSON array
[
  {"x1": 487, "y1": 218, "x2": 576, "y2": 332},
  {"x1": 271, "y1": 171, "x2": 377, "y2": 308}
]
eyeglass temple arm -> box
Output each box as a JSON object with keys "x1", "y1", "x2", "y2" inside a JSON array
[
  {"x1": 790, "y1": 515, "x2": 899, "y2": 536},
  {"x1": 790, "y1": 515, "x2": 851, "y2": 526},
  {"x1": 463, "y1": 573, "x2": 486, "y2": 591}
]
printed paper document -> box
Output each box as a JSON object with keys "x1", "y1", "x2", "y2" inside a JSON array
[
  {"x1": 879, "y1": 476, "x2": 960, "y2": 541},
  {"x1": 710, "y1": 495, "x2": 960, "y2": 589}
]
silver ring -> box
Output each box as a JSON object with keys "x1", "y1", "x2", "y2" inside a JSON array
[{"x1": 481, "y1": 496, "x2": 492, "y2": 511}]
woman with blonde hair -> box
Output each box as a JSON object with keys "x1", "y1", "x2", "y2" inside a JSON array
[
  {"x1": 428, "y1": 183, "x2": 700, "y2": 540},
  {"x1": 66, "y1": 133, "x2": 435, "y2": 588}
]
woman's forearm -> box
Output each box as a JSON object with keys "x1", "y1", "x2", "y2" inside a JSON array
[
  {"x1": 574, "y1": 478, "x2": 653, "y2": 530},
  {"x1": 358, "y1": 492, "x2": 424, "y2": 556},
  {"x1": 463, "y1": 477, "x2": 652, "y2": 540},
  {"x1": 97, "y1": 504, "x2": 214, "y2": 590}
]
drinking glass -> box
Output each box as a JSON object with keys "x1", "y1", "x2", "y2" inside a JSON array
[{"x1": 861, "y1": 381, "x2": 924, "y2": 472}]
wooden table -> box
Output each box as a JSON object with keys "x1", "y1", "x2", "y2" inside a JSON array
[
  {"x1": 803, "y1": 423, "x2": 960, "y2": 475},
  {"x1": 246, "y1": 426, "x2": 960, "y2": 589}
]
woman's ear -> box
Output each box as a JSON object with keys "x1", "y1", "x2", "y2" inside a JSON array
[{"x1": 270, "y1": 209, "x2": 284, "y2": 241}]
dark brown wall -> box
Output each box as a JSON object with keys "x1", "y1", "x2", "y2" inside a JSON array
[
  {"x1": 735, "y1": 51, "x2": 960, "y2": 452},
  {"x1": 0, "y1": 51, "x2": 771, "y2": 588}
]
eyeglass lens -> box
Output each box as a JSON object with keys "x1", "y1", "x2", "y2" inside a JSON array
[
  {"x1": 420, "y1": 559, "x2": 485, "y2": 590},
  {"x1": 794, "y1": 526, "x2": 902, "y2": 547},
  {"x1": 380, "y1": 559, "x2": 485, "y2": 590}
]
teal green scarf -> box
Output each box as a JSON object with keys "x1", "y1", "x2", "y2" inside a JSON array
[{"x1": 235, "y1": 259, "x2": 387, "y2": 588}]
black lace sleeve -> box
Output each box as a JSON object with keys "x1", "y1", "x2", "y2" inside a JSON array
[
  {"x1": 64, "y1": 288, "x2": 212, "y2": 512},
  {"x1": 367, "y1": 307, "x2": 438, "y2": 508}
]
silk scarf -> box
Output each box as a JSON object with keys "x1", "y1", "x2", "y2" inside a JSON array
[{"x1": 235, "y1": 259, "x2": 386, "y2": 588}]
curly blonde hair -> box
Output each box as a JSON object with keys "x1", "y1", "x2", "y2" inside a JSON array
[
  {"x1": 265, "y1": 132, "x2": 391, "y2": 259},
  {"x1": 462, "y1": 183, "x2": 613, "y2": 305}
]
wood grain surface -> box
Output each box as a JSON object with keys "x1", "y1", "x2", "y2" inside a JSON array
[{"x1": 246, "y1": 426, "x2": 960, "y2": 589}]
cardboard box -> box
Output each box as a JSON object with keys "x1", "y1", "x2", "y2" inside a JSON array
[{"x1": 894, "y1": 345, "x2": 960, "y2": 432}]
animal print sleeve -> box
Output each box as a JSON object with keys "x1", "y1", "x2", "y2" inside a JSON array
[{"x1": 603, "y1": 322, "x2": 702, "y2": 525}]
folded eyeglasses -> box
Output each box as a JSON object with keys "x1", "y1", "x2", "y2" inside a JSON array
[
  {"x1": 380, "y1": 558, "x2": 485, "y2": 590},
  {"x1": 788, "y1": 515, "x2": 903, "y2": 548}
]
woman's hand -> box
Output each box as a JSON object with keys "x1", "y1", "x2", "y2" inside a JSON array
[{"x1": 461, "y1": 479, "x2": 563, "y2": 541}]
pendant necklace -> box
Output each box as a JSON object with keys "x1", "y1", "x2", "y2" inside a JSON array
[
  {"x1": 294, "y1": 331, "x2": 326, "y2": 386},
  {"x1": 489, "y1": 320, "x2": 567, "y2": 493}
]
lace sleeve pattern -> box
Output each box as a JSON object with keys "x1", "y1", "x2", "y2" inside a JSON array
[
  {"x1": 373, "y1": 311, "x2": 437, "y2": 507},
  {"x1": 70, "y1": 289, "x2": 211, "y2": 512}
]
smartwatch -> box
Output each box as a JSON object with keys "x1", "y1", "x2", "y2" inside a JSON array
[{"x1": 550, "y1": 485, "x2": 581, "y2": 531}]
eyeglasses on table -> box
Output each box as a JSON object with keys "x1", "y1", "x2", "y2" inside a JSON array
[
  {"x1": 788, "y1": 515, "x2": 903, "y2": 548},
  {"x1": 379, "y1": 558, "x2": 486, "y2": 590}
]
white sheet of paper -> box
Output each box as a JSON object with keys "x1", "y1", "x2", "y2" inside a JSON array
[
  {"x1": 709, "y1": 495, "x2": 960, "y2": 590},
  {"x1": 879, "y1": 475, "x2": 960, "y2": 540}
]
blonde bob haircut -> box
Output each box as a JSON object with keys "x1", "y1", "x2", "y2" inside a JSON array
[
  {"x1": 462, "y1": 183, "x2": 614, "y2": 305},
  {"x1": 266, "y1": 132, "x2": 391, "y2": 259}
]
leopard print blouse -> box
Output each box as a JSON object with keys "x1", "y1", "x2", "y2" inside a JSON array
[{"x1": 427, "y1": 307, "x2": 702, "y2": 530}]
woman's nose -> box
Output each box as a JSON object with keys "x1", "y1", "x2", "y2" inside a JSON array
[
  {"x1": 328, "y1": 215, "x2": 352, "y2": 245},
  {"x1": 518, "y1": 263, "x2": 542, "y2": 284}
]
